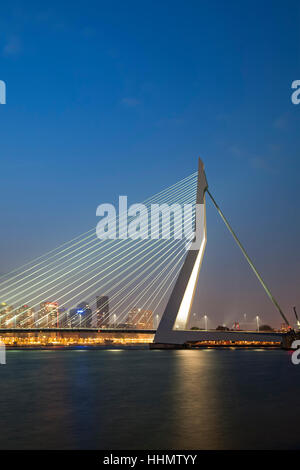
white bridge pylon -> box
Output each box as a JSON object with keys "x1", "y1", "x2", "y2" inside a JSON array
[{"x1": 154, "y1": 157, "x2": 289, "y2": 346}]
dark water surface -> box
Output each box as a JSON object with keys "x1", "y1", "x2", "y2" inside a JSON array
[{"x1": 0, "y1": 349, "x2": 299, "y2": 449}]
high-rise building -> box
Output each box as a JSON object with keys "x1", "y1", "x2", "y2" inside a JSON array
[
  {"x1": 38, "y1": 302, "x2": 59, "y2": 328},
  {"x1": 96, "y1": 296, "x2": 109, "y2": 327},
  {"x1": 76, "y1": 302, "x2": 92, "y2": 328},
  {"x1": 127, "y1": 308, "x2": 153, "y2": 329},
  {"x1": 69, "y1": 302, "x2": 92, "y2": 328},
  {"x1": 0, "y1": 302, "x2": 14, "y2": 328},
  {"x1": 16, "y1": 305, "x2": 35, "y2": 328}
]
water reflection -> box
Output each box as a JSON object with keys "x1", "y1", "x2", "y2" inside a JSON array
[
  {"x1": 173, "y1": 350, "x2": 225, "y2": 449},
  {"x1": 0, "y1": 349, "x2": 299, "y2": 449}
]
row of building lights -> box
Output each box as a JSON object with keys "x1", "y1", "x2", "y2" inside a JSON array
[{"x1": 0, "y1": 298, "x2": 155, "y2": 330}]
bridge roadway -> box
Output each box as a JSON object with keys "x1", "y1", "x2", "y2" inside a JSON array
[{"x1": 0, "y1": 328, "x2": 156, "y2": 334}]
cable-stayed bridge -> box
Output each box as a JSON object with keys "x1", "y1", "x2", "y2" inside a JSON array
[
  {"x1": 0, "y1": 159, "x2": 295, "y2": 348},
  {"x1": 0, "y1": 171, "x2": 197, "y2": 331}
]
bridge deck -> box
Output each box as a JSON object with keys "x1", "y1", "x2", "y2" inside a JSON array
[{"x1": 0, "y1": 328, "x2": 156, "y2": 334}]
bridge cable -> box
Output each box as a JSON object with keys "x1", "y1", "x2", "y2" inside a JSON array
[{"x1": 206, "y1": 189, "x2": 289, "y2": 326}]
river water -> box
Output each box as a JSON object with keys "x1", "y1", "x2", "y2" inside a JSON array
[{"x1": 0, "y1": 348, "x2": 299, "y2": 449}]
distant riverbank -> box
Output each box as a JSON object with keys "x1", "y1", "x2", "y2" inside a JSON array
[{"x1": 5, "y1": 344, "x2": 149, "y2": 351}]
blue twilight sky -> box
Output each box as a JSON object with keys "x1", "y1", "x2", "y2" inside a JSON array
[{"x1": 0, "y1": 0, "x2": 299, "y2": 326}]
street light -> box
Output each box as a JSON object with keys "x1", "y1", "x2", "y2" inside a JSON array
[
  {"x1": 256, "y1": 315, "x2": 260, "y2": 332},
  {"x1": 156, "y1": 314, "x2": 159, "y2": 329},
  {"x1": 204, "y1": 315, "x2": 208, "y2": 331}
]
